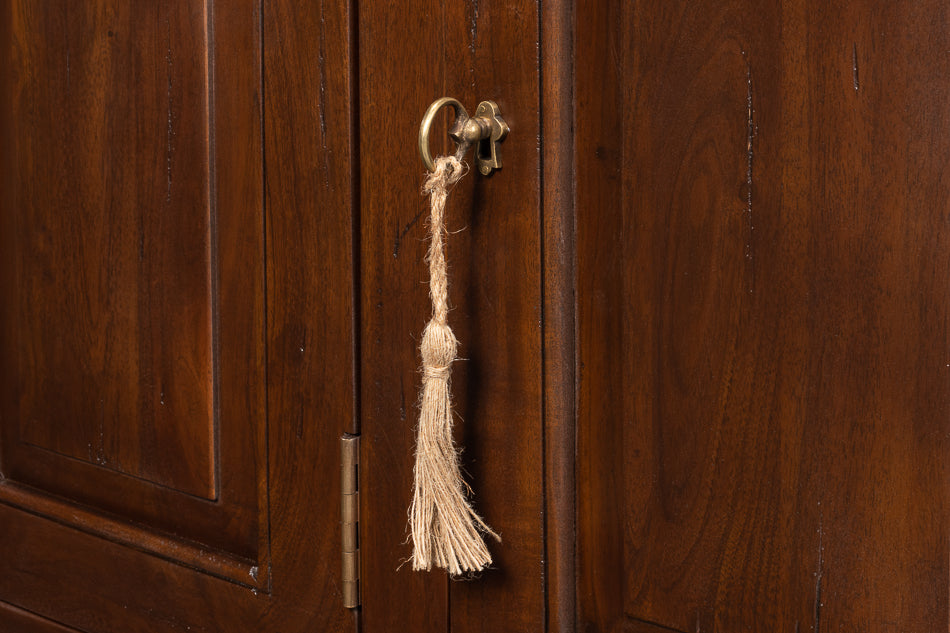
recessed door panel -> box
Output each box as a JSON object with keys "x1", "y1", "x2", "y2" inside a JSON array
[{"x1": 0, "y1": 0, "x2": 265, "y2": 583}]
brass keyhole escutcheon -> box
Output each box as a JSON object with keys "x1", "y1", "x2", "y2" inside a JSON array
[{"x1": 418, "y1": 98, "x2": 509, "y2": 176}]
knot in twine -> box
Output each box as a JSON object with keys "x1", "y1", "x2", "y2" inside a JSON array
[
  {"x1": 409, "y1": 155, "x2": 499, "y2": 576},
  {"x1": 421, "y1": 321, "x2": 457, "y2": 369}
]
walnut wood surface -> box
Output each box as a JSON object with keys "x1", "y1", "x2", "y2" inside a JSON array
[
  {"x1": 541, "y1": 0, "x2": 577, "y2": 631},
  {"x1": 358, "y1": 1, "x2": 545, "y2": 632},
  {"x1": 1, "y1": 0, "x2": 265, "y2": 565},
  {"x1": 262, "y1": 0, "x2": 358, "y2": 626},
  {"x1": 0, "y1": 1, "x2": 358, "y2": 631},
  {"x1": 576, "y1": 1, "x2": 949, "y2": 631},
  {"x1": 5, "y1": 0, "x2": 939, "y2": 631},
  {"x1": 4, "y1": 2, "x2": 216, "y2": 498},
  {"x1": 0, "y1": 601, "x2": 78, "y2": 633}
]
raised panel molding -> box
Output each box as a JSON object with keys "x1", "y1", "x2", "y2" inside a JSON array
[
  {"x1": 9, "y1": 1, "x2": 216, "y2": 498},
  {"x1": 0, "y1": 1, "x2": 267, "y2": 588}
]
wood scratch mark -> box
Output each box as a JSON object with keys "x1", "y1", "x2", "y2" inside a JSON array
[
  {"x1": 467, "y1": 0, "x2": 479, "y2": 87},
  {"x1": 745, "y1": 57, "x2": 755, "y2": 294},
  {"x1": 295, "y1": 401, "x2": 304, "y2": 439},
  {"x1": 295, "y1": 327, "x2": 307, "y2": 439},
  {"x1": 64, "y1": 4, "x2": 71, "y2": 90},
  {"x1": 96, "y1": 400, "x2": 107, "y2": 465},
  {"x1": 814, "y1": 508, "x2": 824, "y2": 632},
  {"x1": 317, "y1": 1, "x2": 330, "y2": 188},
  {"x1": 165, "y1": 16, "x2": 174, "y2": 204},
  {"x1": 393, "y1": 208, "x2": 427, "y2": 258},
  {"x1": 468, "y1": 0, "x2": 479, "y2": 59},
  {"x1": 439, "y1": 3, "x2": 447, "y2": 106},
  {"x1": 852, "y1": 42, "x2": 859, "y2": 91},
  {"x1": 399, "y1": 374, "x2": 406, "y2": 421}
]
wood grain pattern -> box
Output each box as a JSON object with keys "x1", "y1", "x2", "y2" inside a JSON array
[
  {"x1": 0, "y1": 0, "x2": 358, "y2": 630},
  {"x1": 262, "y1": 0, "x2": 359, "y2": 626},
  {"x1": 541, "y1": 0, "x2": 576, "y2": 631},
  {"x1": 575, "y1": 0, "x2": 625, "y2": 628},
  {"x1": 0, "y1": 601, "x2": 78, "y2": 633},
  {"x1": 355, "y1": 0, "x2": 447, "y2": 628},
  {"x1": 0, "y1": 0, "x2": 265, "y2": 566},
  {"x1": 12, "y1": 0, "x2": 945, "y2": 630},
  {"x1": 577, "y1": 1, "x2": 949, "y2": 631},
  {"x1": 358, "y1": 0, "x2": 544, "y2": 631},
  {"x1": 4, "y1": 1, "x2": 215, "y2": 498},
  {"x1": 444, "y1": 2, "x2": 545, "y2": 633}
]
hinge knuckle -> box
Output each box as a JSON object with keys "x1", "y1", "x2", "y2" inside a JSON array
[{"x1": 341, "y1": 435, "x2": 360, "y2": 609}]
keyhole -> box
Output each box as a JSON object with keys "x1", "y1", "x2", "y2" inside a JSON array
[{"x1": 476, "y1": 138, "x2": 492, "y2": 165}]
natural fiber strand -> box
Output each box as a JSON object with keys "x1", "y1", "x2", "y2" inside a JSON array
[{"x1": 410, "y1": 155, "x2": 500, "y2": 575}]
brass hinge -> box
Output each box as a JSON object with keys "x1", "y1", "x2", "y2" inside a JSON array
[{"x1": 341, "y1": 434, "x2": 360, "y2": 609}]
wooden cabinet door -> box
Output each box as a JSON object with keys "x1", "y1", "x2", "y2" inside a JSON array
[
  {"x1": 576, "y1": 1, "x2": 949, "y2": 631},
  {"x1": 0, "y1": 0, "x2": 572, "y2": 631},
  {"x1": 21, "y1": 0, "x2": 947, "y2": 631},
  {"x1": 353, "y1": 0, "x2": 571, "y2": 631},
  {"x1": 0, "y1": 2, "x2": 356, "y2": 631}
]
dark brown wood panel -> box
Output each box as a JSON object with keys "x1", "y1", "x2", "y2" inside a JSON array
[
  {"x1": 577, "y1": 1, "x2": 949, "y2": 632},
  {"x1": 263, "y1": 0, "x2": 359, "y2": 624},
  {"x1": 0, "y1": 601, "x2": 78, "y2": 633},
  {"x1": 540, "y1": 0, "x2": 576, "y2": 631},
  {"x1": 797, "y1": 2, "x2": 949, "y2": 629},
  {"x1": 358, "y1": 0, "x2": 545, "y2": 631},
  {"x1": 0, "y1": 0, "x2": 266, "y2": 570},
  {"x1": 356, "y1": 0, "x2": 449, "y2": 628},
  {"x1": 0, "y1": 0, "x2": 358, "y2": 629},
  {"x1": 575, "y1": 0, "x2": 625, "y2": 628},
  {"x1": 3, "y1": 1, "x2": 215, "y2": 498},
  {"x1": 0, "y1": 501, "x2": 262, "y2": 633},
  {"x1": 445, "y1": 0, "x2": 544, "y2": 628}
]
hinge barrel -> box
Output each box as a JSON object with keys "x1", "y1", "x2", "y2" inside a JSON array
[{"x1": 341, "y1": 434, "x2": 360, "y2": 608}]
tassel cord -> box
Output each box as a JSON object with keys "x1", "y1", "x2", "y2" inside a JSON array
[{"x1": 409, "y1": 155, "x2": 499, "y2": 576}]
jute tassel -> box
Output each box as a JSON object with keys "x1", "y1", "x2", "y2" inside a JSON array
[{"x1": 410, "y1": 155, "x2": 500, "y2": 575}]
